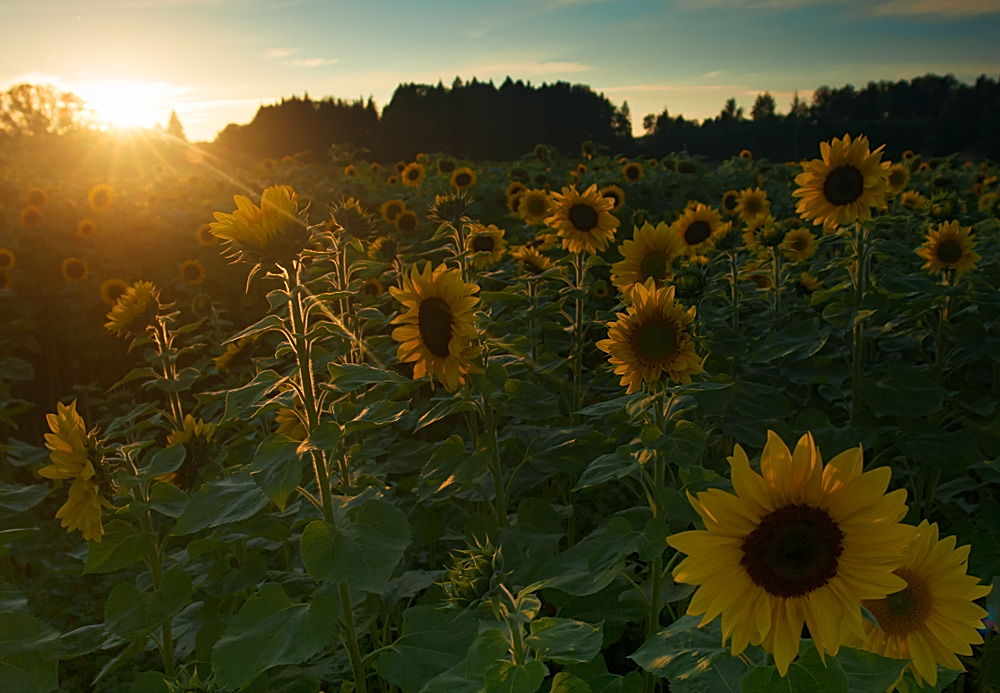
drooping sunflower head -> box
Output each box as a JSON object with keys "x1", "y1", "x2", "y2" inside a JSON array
[
  {"x1": 546, "y1": 184, "x2": 619, "y2": 255},
  {"x1": 213, "y1": 334, "x2": 259, "y2": 373},
  {"x1": 343, "y1": 164, "x2": 357, "y2": 177},
  {"x1": 505, "y1": 181, "x2": 528, "y2": 200},
  {"x1": 428, "y1": 190, "x2": 473, "y2": 226},
  {"x1": 622, "y1": 161, "x2": 644, "y2": 183},
  {"x1": 673, "y1": 204, "x2": 723, "y2": 257},
  {"x1": 180, "y1": 260, "x2": 205, "y2": 285},
  {"x1": 441, "y1": 536, "x2": 506, "y2": 610},
  {"x1": 667, "y1": 431, "x2": 916, "y2": 676},
  {"x1": 210, "y1": 185, "x2": 310, "y2": 264},
  {"x1": 105, "y1": 280, "x2": 161, "y2": 337},
  {"x1": 517, "y1": 189, "x2": 553, "y2": 226},
  {"x1": 401, "y1": 161, "x2": 426, "y2": 187},
  {"x1": 61, "y1": 257, "x2": 89, "y2": 284},
  {"x1": 368, "y1": 236, "x2": 399, "y2": 263},
  {"x1": 793, "y1": 133, "x2": 890, "y2": 229},
  {"x1": 736, "y1": 187, "x2": 771, "y2": 223},
  {"x1": 596, "y1": 278, "x2": 702, "y2": 393},
  {"x1": 739, "y1": 149, "x2": 753, "y2": 161},
  {"x1": 886, "y1": 164, "x2": 911, "y2": 196},
  {"x1": 916, "y1": 221, "x2": 981, "y2": 277},
  {"x1": 466, "y1": 223, "x2": 508, "y2": 269},
  {"x1": 389, "y1": 262, "x2": 482, "y2": 392},
  {"x1": 611, "y1": 222, "x2": 682, "y2": 293},
  {"x1": 599, "y1": 184, "x2": 626, "y2": 213},
  {"x1": 329, "y1": 197, "x2": 376, "y2": 241},
  {"x1": 275, "y1": 406, "x2": 307, "y2": 442},
  {"x1": 20, "y1": 205, "x2": 42, "y2": 229},
  {"x1": 437, "y1": 157, "x2": 456, "y2": 174},
  {"x1": 856, "y1": 520, "x2": 991, "y2": 688},
  {"x1": 511, "y1": 245, "x2": 556, "y2": 276},
  {"x1": 88, "y1": 184, "x2": 113, "y2": 212},
  {"x1": 450, "y1": 167, "x2": 477, "y2": 191}
]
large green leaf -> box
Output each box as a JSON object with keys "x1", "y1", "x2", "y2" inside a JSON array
[
  {"x1": 0, "y1": 483, "x2": 49, "y2": 519},
  {"x1": 420, "y1": 628, "x2": 510, "y2": 693},
  {"x1": 327, "y1": 363, "x2": 409, "y2": 392},
  {"x1": 378, "y1": 606, "x2": 480, "y2": 693},
  {"x1": 211, "y1": 583, "x2": 338, "y2": 690},
  {"x1": 0, "y1": 611, "x2": 60, "y2": 693},
  {"x1": 143, "y1": 444, "x2": 186, "y2": 479},
  {"x1": 493, "y1": 379, "x2": 561, "y2": 421},
  {"x1": 251, "y1": 433, "x2": 303, "y2": 511},
  {"x1": 172, "y1": 470, "x2": 268, "y2": 535},
  {"x1": 533, "y1": 517, "x2": 639, "y2": 596},
  {"x1": 741, "y1": 640, "x2": 848, "y2": 693},
  {"x1": 83, "y1": 519, "x2": 156, "y2": 574},
  {"x1": 752, "y1": 318, "x2": 829, "y2": 363},
  {"x1": 104, "y1": 567, "x2": 192, "y2": 636},
  {"x1": 217, "y1": 369, "x2": 286, "y2": 421},
  {"x1": 575, "y1": 445, "x2": 636, "y2": 491},
  {"x1": 300, "y1": 498, "x2": 411, "y2": 593},
  {"x1": 417, "y1": 435, "x2": 488, "y2": 502},
  {"x1": 484, "y1": 660, "x2": 545, "y2": 693},
  {"x1": 836, "y1": 646, "x2": 908, "y2": 693},
  {"x1": 859, "y1": 363, "x2": 944, "y2": 418},
  {"x1": 526, "y1": 618, "x2": 602, "y2": 664},
  {"x1": 629, "y1": 615, "x2": 755, "y2": 687}
]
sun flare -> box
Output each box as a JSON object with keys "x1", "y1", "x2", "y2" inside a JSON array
[{"x1": 76, "y1": 80, "x2": 182, "y2": 131}]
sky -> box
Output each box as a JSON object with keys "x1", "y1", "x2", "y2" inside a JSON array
[{"x1": 2, "y1": 0, "x2": 999, "y2": 143}]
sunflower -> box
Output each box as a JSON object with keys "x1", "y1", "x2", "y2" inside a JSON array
[
  {"x1": 0, "y1": 248, "x2": 14, "y2": 271},
  {"x1": 180, "y1": 260, "x2": 205, "y2": 285},
  {"x1": 794, "y1": 272, "x2": 822, "y2": 297},
  {"x1": 105, "y1": 280, "x2": 161, "y2": 336},
  {"x1": 886, "y1": 164, "x2": 911, "y2": 196},
  {"x1": 793, "y1": 133, "x2": 890, "y2": 229},
  {"x1": 736, "y1": 187, "x2": 771, "y2": 222},
  {"x1": 517, "y1": 189, "x2": 553, "y2": 226},
  {"x1": 99, "y1": 278, "x2": 130, "y2": 306},
  {"x1": 566, "y1": 171, "x2": 580, "y2": 186},
  {"x1": 742, "y1": 214, "x2": 776, "y2": 253},
  {"x1": 344, "y1": 164, "x2": 357, "y2": 177},
  {"x1": 546, "y1": 184, "x2": 619, "y2": 255},
  {"x1": 597, "y1": 279, "x2": 702, "y2": 393},
  {"x1": 163, "y1": 414, "x2": 217, "y2": 489},
  {"x1": 854, "y1": 520, "x2": 990, "y2": 688},
  {"x1": 77, "y1": 219, "x2": 96, "y2": 240},
  {"x1": 213, "y1": 334, "x2": 258, "y2": 372},
  {"x1": 611, "y1": 222, "x2": 682, "y2": 293},
  {"x1": 466, "y1": 224, "x2": 507, "y2": 269},
  {"x1": 330, "y1": 197, "x2": 376, "y2": 241},
  {"x1": 739, "y1": 149, "x2": 753, "y2": 161},
  {"x1": 511, "y1": 245, "x2": 556, "y2": 276},
  {"x1": 26, "y1": 187, "x2": 47, "y2": 206},
  {"x1": 195, "y1": 224, "x2": 217, "y2": 246},
  {"x1": 901, "y1": 191, "x2": 927, "y2": 210},
  {"x1": 505, "y1": 181, "x2": 528, "y2": 200},
  {"x1": 275, "y1": 407, "x2": 307, "y2": 441},
  {"x1": 506, "y1": 191, "x2": 526, "y2": 214},
  {"x1": 721, "y1": 190, "x2": 740, "y2": 216},
  {"x1": 394, "y1": 210, "x2": 419, "y2": 235},
  {"x1": 369, "y1": 236, "x2": 399, "y2": 263},
  {"x1": 599, "y1": 184, "x2": 626, "y2": 213},
  {"x1": 0, "y1": 269, "x2": 11, "y2": 291},
  {"x1": 916, "y1": 221, "x2": 981, "y2": 276},
  {"x1": 210, "y1": 185, "x2": 309, "y2": 264},
  {"x1": 88, "y1": 184, "x2": 113, "y2": 212},
  {"x1": 20, "y1": 205, "x2": 42, "y2": 228},
  {"x1": 387, "y1": 175, "x2": 399, "y2": 185},
  {"x1": 622, "y1": 161, "x2": 644, "y2": 183},
  {"x1": 401, "y1": 162, "x2": 426, "y2": 187},
  {"x1": 592, "y1": 280, "x2": 609, "y2": 299},
  {"x1": 450, "y1": 167, "x2": 477, "y2": 191},
  {"x1": 38, "y1": 400, "x2": 112, "y2": 542},
  {"x1": 369, "y1": 162, "x2": 380, "y2": 172},
  {"x1": 437, "y1": 157, "x2": 456, "y2": 174},
  {"x1": 525, "y1": 232, "x2": 559, "y2": 252},
  {"x1": 380, "y1": 199, "x2": 407, "y2": 224},
  {"x1": 390, "y1": 263, "x2": 481, "y2": 392},
  {"x1": 673, "y1": 204, "x2": 723, "y2": 257},
  {"x1": 395, "y1": 161, "x2": 407, "y2": 173},
  {"x1": 361, "y1": 277, "x2": 384, "y2": 298},
  {"x1": 781, "y1": 227, "x2": 818, "y2": 263},
  {"x1": 667, "y1": 431, "x2": 916, "y2": 676},
  {"x1": 61, "y1": 257, "x2": 89, "y2": 284}
]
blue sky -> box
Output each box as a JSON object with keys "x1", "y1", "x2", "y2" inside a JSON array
[{"x1": 2, "y1": 0, "x2": 998, "y2": 142}]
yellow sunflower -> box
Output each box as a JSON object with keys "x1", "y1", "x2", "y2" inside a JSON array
[
  {"x1": 369, "y1": 236, "x2": 399, "y2": 263},
  {"x1": 742, "y1": 214, "x2": 776, "y2": 254},
  {"x1": 88, "y1": 184, "x2": 113, "y2": 212},
  {"x1": 361, "y1": 277, "x2": 384, "y2": 298},
  {"x1": 99, "y1": 278, "x2": 130, "y2": 306},
  {"x1": 390, "y1": 263, "x2": 481, "y2": 392},
  {"x1": 0, "y1": 248, "x2": 14, "y2": 271},
  {"x1": 105, "y1": 280, "x2": 161, "y2": 336},
  {"x1": 394, "y1": 210, "x2": 419, "y2": 235},
  {"x1": 793, "y1": 133, "x2": 890, "y2": 229},
  {"x1": 213, "y1": 334, "x2": 258, "y2": 372},
  {"x1": 275, "y1": 407, "x2": 307, "y2": 441},
  {"x1": 61, "y1": 257, "x2": 89, "y2": 284},
  {"x1": 611, "y1": 222, "x2": 682, "y2": 293},
  {"x1": 450, "y1": 167, "x2": 477, "y2": 191},
  {"x1": 370, "y1": 162, "x2": 380, "y2": 172},
  {"x1": 401, "y1": 162, "x2": 426, "y2": 187},
  {"x1": 739, "y1": 149, "x2": 753, "y2": 161},
  {"x1": 667, "y1": 431, "x2": 916, "y2": 676},
  {"x1": 180, "y1": 259, "x2": 205, "y2": 285},
  {"x1": 527, "y1": 232, "x2": 559, "y2": 252},
  {"x1": 344, "y1": 164, "x2": 357, "y2": 177},
  {"x1": 162, "y1": 414, "x2": 217, "y2": 489},
  {"x1": 517, "y1": 189, "x2": 553, "y2": 226},
  {"x1": 506, "y1": 181, "x2": 528, "y2": 200},
  {"x1": 886, "y1": 164, "x2": 911, "y2": 196},
  {"x1": 916, "y1": 221, "x2": 981, "y2": 276},
  {"x1": 599, "y1": 184, "x2": 626, "y2": 213},
  {"x1": 855, "y1": 520, "x2": 991, "y2": 688},
  {"x1": 466, "y1": 223, "x2": 508, "y2": 269},
  {"x1": 26, "y1": 187, "x2": 47, "y2": 207},
  {"x1": 77, "y1": 219, "x2": 96, "y2": 240},
  {"x1": 546, "y1": 184, "x2": 619, "y2": 255},
  {"x1": 380, "y1": 199, "x2": 407, "y2": 224},
  {"x1": 781, "y1": 227, "x2": 819, "y2": 263},
  {"x1": 387, "y1": 175, "x2": 399, "y2": 185},
  {"x1": 901, "y1": 191, "x2": 927, "y2": 210},
  {"x1": 210, "y1": 185, "x2": 309, "y2": 264},
  {"x1": 622, "y1": 161, "x2": 644, "y2": 183},
  {"x1": 596, "y1": 279, "x2": 702, "y2": 393},
  {"x1": 511, "y1": 245, "x2": 556, "y2": 276},
  {"x1": 736, "y1": 187, "x2": 771, "y2": 223},
  {"x1": 20, "y1": 205, "x2": 42, "y2": 229},
  {"x1": 794, "y1": 272, "x2": 823, "y2": 297},
  {"x1": 38, "y1": 400, "x2": 112, "y2": 542},
  {"x1": 196, "y1": 224, "x2": 217, "y2": 246},
  {"x1": 673, "y1": 204, "x2": 723, "y2": 257},
  {"x1": 721, "y1": 190, "x2": 740, "y2": 217}
]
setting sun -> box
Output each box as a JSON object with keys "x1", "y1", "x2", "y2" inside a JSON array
[{"x1": 75, "y1": 80, "x2": 181, "y2": 131}]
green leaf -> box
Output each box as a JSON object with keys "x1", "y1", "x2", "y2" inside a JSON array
[
  {"x1": 211, "y1": 583, "x2": 338, "y2": 690},
  {"x1": 629, "y1": 615, "x2": 752, "y2": 683},
  {"x1": 484, "y1": 660, "x2": 545, "y2": 693},
  {"x1": 549, "y1": 672, "x2": 593, "y2": 693},
  {"x1": 752, "y1": 318, "x2": 829, "y2": 363},
  {"x1": 144, "y1": 444, "x2": 186, "y2": 479},
  {"x1": 59, "y1": 624, "x2": 106, "y2": 658},
  {"x1": 251, "y1": 433, "x2": 303, "y2": 511},
  {"x1": 417, "y1": 435, "x2": 488, "y2": 502},
  {"x1": 344, "y1": 400, "x2": 410, "y2": 434},
  {"x1": 83, "y1": 520, "x2": 156, "y2": 574},
  {"x1": 493, "y1": 379, "x2": 561, "y2": 420},
  {"x1": 420, "y1": 628, "x2": 510, "y2": 693},
  {"x1": 217, "y1": 369, "x2": 286, "y2": 421},
  {"x1": 327, "y1": 363, "x2": 409, "y2": 392},
  {"x1": 0, "y1": 611, "x2": 60, "y2": 693},
  {"x1": 0, "y1": 483, "x2": 49, "y2": 519},
  {"x1": 225, "y1": 314, "x2": 287, "y2": 344},
  {"x1": 300, "y1": 498, "x2": 411, "y2": 593},
  {"x1": 0, "y1": 527, "x2": 38, "y2": 545},
  {"x1": 377, "y1": 605, "x2": 479, "y2": 693},
  {"x1": 526, "y1": 617, "x2": 603, "y2": 664},
  {"x1": 173, "y1": 470, "x2": 269, "y2": 535},
  {"x1": 129, "y1": 670, "x2": 169, "y2": 693},
  {"x1": 148, "y1": 482, "x2": 189, "y2": 518},
  {"x1": 104, "y1": 567, "x2": 192, "y2": 636},
  {"x1": 534, "y1": 517, "x2": 639, "y2": 596},
  {"x1": 859, "y1": 363, "x2": 944, "y2": 418},
  {"x1": 0, "y1": 356, "x2": 34, "y2": 381},
  {"x1": 836, "y1": 646, "x2": 908, "y2": 693},
  {"x1": 297, "y1": 421, "x2": 342, "y2": 454},
  {"x1": 741, "y1": 640, "x2": 847, "y2": 693},
  {"x1": 654, "y1": 421, "x2": 706, "y2": 468}
]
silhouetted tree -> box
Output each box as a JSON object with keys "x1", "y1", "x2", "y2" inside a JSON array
[
  {"x1": 166, "y1": 111, "x2": 187, "y2": 142},
  {"x1": 0, "y1": 83, "x2": 91, "y2": 137},
  {"x1": 750, "y1": 92, "x2": 776, "y2": 120}
]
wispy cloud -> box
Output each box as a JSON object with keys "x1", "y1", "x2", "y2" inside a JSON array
[
  {"x1": 263, "y1": 48, "x2": 299, "y2": 59},
  {"x1": 703, "y1": 70, "x2": 728, "y2": 79},
  {"x1": 288, "y1": 58, "x2": 338, "y2": 68}
]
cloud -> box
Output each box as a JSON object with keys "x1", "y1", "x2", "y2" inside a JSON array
[
  {"x1": 703, "y1": 70, "x2": 728, "y2": 79},
  {"x1": 288, "y1": 58, "x2": 339, "y2": 68},
  {"x1": 263, "y1": 48, "x2": 299, "y2": 59}
]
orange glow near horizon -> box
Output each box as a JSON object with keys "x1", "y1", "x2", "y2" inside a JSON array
[{"x1": 74, "y1": 80, "x2": 182, "y2": 132}]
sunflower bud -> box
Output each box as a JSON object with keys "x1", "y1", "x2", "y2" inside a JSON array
[{"x1": 441, "y1": 537, "x2": 505, "y2": 610}]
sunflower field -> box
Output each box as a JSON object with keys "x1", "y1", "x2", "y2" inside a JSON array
[{"x1": 1, "y1": 135, "x2": 998, "y2": 693}]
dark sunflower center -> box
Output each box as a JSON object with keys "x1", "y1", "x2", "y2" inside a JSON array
[
  {"x1": 407, "y1": 168, "x2": 420, "y2": 180},
  {"x1": 790, "y1": 235, "x2": 809, "y2": 251},
  {"x1": 724, "y1": 194, "x2": 738, "y2": 211},
  {"x1": 684, "y1": 221, "x2": 712, "y2": 246},
  {"x1": 743, "y1": 198, "x2": 762, "y2": 216},
  {"x1": 67, "y1": 262, "x2": 86, "y2": 279},
  {"x1": 472, "y1": 236, "x2": 495, "y2": 252},
  {"x1": 397, "y1": 214, "x2": 417, "y2": 233},
  {"x1": 94, "y1": 192, "x2": 109, "y2": 207},
  {"x1": 630, "y1": 319, "x2": 679, "y2": 367},
  {"x1": 823, "y1": 166, "x2": 865, "y2": 206},
  {"x1": 888, "y1": 170, "x2": 907, "y2": 187},
  {"x1": 364, "y1": 282, "x2": 379, "y2": 296},
  {"x1": 378, "y1": 240, "x2": 397, "y2": 260},
  {"x1": 386, "y1": 204, "x2": 402, "y2": 220},
  {"x1": 626, "y1": 165, "x2": 640, "y2": 180},
  {"x1": 455, "y1": 173, "x2": 472, "y2": 187},
  {"x1": 640, "y1": 251, "x2": 671, "y2": 281},
  {"x1": 417, "y1": 296, "x2": 454, "y2": 359},
  {"x1": 568, "y1": 203, "x2": 599, "y2": 232},
  {"x1": 108, "y1": 286, "x2": 127, "y2": 303},
  {"x1": 935, "y1": 239, "x2": 963, "y2": 264},
  {"x1": 526, "y1": 198, "x2": 547, "y2": 216},
  {"x1": 183, "y1": 265, "x2": 202, "y2": 281},
  {"x1": 25, "y1": 210, "x2": 41, "y2": 224},
  {"x1": 740, "y1": 503, "x2": 844, "y2": 598},
  {"x1": 862, "y1": 568, "x2": 932, "y2": 636}
]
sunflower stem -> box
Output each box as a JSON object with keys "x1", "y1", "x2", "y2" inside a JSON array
[
  {"x1": 646, "y1": 386, "x2": 667, "y2": 693},
  {"x1": 339, "y1": 582, "x2": 368, "y2": 693},
  {"x1": 484, "y1": 400, "x2": 509, "y2": 528},
  {"x1": 850, "y1": 221, "x2": 869, "y2": 425},
  {"x1": 728, "y1": 250, "x2": 741, "y2": 333},
  {"x1": 571, "y1": 252, "x2": 587, "y2": 423}
]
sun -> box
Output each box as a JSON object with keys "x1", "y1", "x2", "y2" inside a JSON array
[{"x1": 76, "y1": 80, "x2": 179, "y2": 131}]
